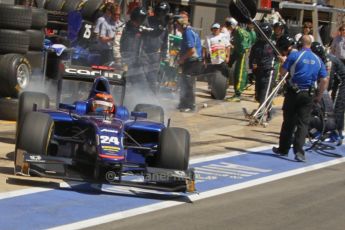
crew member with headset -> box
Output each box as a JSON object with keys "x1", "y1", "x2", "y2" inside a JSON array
[
  {"x1": 276, "y1": 35, "x2": 297, "y2": 57},
  {"x1": 120, "y1": 6, "x2": 148, "y2": 83},
  {"x1": 273, "y1": 35, "x2": 329, "y2": 162},
  {"x1": 249, "y1": 22, "x2": 276, "y2": 121},
  {"x1": 175, "y1": 18, "x2": 203, "y2": 112},
  {"x1": 311, "y1": 42, "x2": 345, "y2": 143},
  {"x1": 142, "y1": 1, "x2": 171, "y2": 94}
]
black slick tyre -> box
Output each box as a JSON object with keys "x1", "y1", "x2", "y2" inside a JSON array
[
  {"x1": 81, "y1": 0, "x2": 104, "y2": 22},
  {"x1": 210, "y1": 70, "x2": 228, "y2": 100},
  {"x1": 17, "y1": 112, "x2": 53, "y2": 155},
  {"x1": 45, "y1": 0, "x2": 65, "y2": 11},
  {"x1": 17, "y1": 91, "x2": 49, "y2": 132},
  {"x1": 157, "y1": 127, "x2": 190, "y2": 170},
  {"x1": 31, "y1": 7, "x2": 48, "y2": 29},
  {"x1": 62, "y1": 0, "x2": 83, "y2": 12},
  {"x1": 0, "y1": 4, "x2": 32, "y2": 30},
  {"x1": 0, "y1": 30, "x2": 30, "y2": 54},
  {"x1": 134, "y1": 103, "x2": 164, "y2": 123},
  {"x1": 0, "y1": 54, "x2": 31, "y2": 98},
  {"x1": 26, "y1": 29, "x2": 45, "y2": 51}
]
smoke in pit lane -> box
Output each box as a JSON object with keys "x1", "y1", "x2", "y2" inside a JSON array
[{"x1": 23, "y1": 63, "x2": 181, "y2": 121}]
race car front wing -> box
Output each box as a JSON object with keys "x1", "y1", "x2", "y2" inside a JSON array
[{"x1": 14, "y1": 150, "x2": 196, "y2": 193}]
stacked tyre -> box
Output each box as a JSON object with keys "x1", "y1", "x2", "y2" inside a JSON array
[{"x1": 0, "y1": 4, "x2": 47, "y2": 120}]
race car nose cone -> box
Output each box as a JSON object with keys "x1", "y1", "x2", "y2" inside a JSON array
[{"x1": 229, "y1": 0, "x2": 257, "y2": 23}]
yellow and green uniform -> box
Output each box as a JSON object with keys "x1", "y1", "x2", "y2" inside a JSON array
[
  {"x1": 232, "y1": 27, "x2": 251, "y2": 97},
  {"x1": 247, "y1": 28, "x2": 257, "y2": 46}
]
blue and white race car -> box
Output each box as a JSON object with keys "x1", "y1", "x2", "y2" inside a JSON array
[{"x1": 14, "y1": 62, "x2": 195, "y2": 193}]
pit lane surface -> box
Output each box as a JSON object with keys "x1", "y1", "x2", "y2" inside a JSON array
[
  {"x1": 91, "y1": 162, "x2": 345, "y2": 230},
  {"x1": 1, "y1": 144, "x2": 345, "y2": 230},
  {"x1": 1, "y1": 85, "x2": 345, "y2": 229}
]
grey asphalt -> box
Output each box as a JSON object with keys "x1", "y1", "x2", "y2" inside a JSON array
[
  {"x1": 89, "y1": 163, "x2": 345, "y2": 230},
  {"x1": 1, "y1": 83, "x2": 345, "y2": 230}
]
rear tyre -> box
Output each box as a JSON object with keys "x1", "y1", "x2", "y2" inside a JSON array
[
  {"x1": 0, "y1": 54, "x2": 31, "y2": 98},
  {"x1": 210, "y1": 70, "x2": 228, "y2": 100},
  {"x1": 156, "y1": 128, "x2": 190, "y2": 170},
  {"x1": 134, "y1": 103, "x2": 164, "y2": 123},
  {"x1": 0, "y1": 98, "x2": 18, "y2": 121},
  {"x1": 17, "y1": 112, "x2": 53, "y2": 155}
]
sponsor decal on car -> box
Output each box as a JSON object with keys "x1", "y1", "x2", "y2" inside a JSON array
[
  {"x1": 100, "y1": 129, "x2": 118, "y2": 133},
  {"x1": 64, "y1": 68, "x2": 122, "y2": 80}
]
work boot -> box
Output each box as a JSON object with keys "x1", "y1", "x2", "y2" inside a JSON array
[
  {"x1": 294, "y1": 152, "x2": 306, "y2": 162},
  {"x1": 226, "y1": 95, "x2": 241, "y2": 102},
  {"x1": 272, "y1": 147, "x2": 288, "y2": 156}
]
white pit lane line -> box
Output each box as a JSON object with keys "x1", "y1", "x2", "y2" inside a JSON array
[
  {"x1": 1, "y1": 144, "x2": 345, "y2": 230},
  {"x1": 46, "y1": 157, "x2": 345, "y2": 230}
]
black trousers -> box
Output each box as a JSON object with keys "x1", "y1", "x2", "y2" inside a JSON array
[
  {"x1": 179, "y1": 60, "x2": 203, "y2": 109},
  {"x1": 254, "y1": 69, "x2": 275, "y2": 104},
  {"x1": 279, "y1": 90, "x2": 313, "y2": 154},
  {"x1": 333, "y1": 79, "x2": 345, "y2": 135}
]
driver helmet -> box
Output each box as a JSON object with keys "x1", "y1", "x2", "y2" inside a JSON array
[{"x1": 91, "y1": 93, "x2": 115, "y2": 114}]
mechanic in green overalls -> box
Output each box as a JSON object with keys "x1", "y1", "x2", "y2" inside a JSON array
[
  {"x1": 247, "y1": 22, "x2": 257, "y2": 46},
  {"x1": 227, "y1": 17, "x2": 251, "y2": 102},
  {"x1": 246, "y1": 21, "x2": 257, "y2": 84}
]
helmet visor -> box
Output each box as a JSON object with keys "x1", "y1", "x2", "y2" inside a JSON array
[{"x1": 93, "y1": 100, "x2": 113, "y2": 113}]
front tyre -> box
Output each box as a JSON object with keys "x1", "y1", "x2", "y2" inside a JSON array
[
  {"x1": 157, "y1": 127, "x2": 190, "y2": 170},
  {"x1": 16, "y1": 112, "x2": 54, "y2": 155}
]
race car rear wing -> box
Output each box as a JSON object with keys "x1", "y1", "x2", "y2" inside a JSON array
[{"x1": 60, "y1": 62, "x2": 126, "y2": 86}]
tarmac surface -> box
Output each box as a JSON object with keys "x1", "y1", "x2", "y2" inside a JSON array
[
  {"x1": 0, "y1": 82, "x2": 283, "y2": 192},
  {"x1": 1, "y1": 82, "x2": 345, "y2": 230}
]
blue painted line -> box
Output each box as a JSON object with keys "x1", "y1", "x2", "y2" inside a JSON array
[{"x1": 1, "y1": 144, "x2": 344, "y2": 230}]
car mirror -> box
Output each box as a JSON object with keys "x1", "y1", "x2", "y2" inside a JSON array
[{"x1": 131, "y1": 111, "x2": 147, "y2": 119}]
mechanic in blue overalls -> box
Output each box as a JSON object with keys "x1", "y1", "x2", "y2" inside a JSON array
[
  {"x1": 273, "y1": 35, "x2": 329, "y2": 162},
  {"x1": 175, "y1": 18, "x2": 203, "y2": 112}
]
